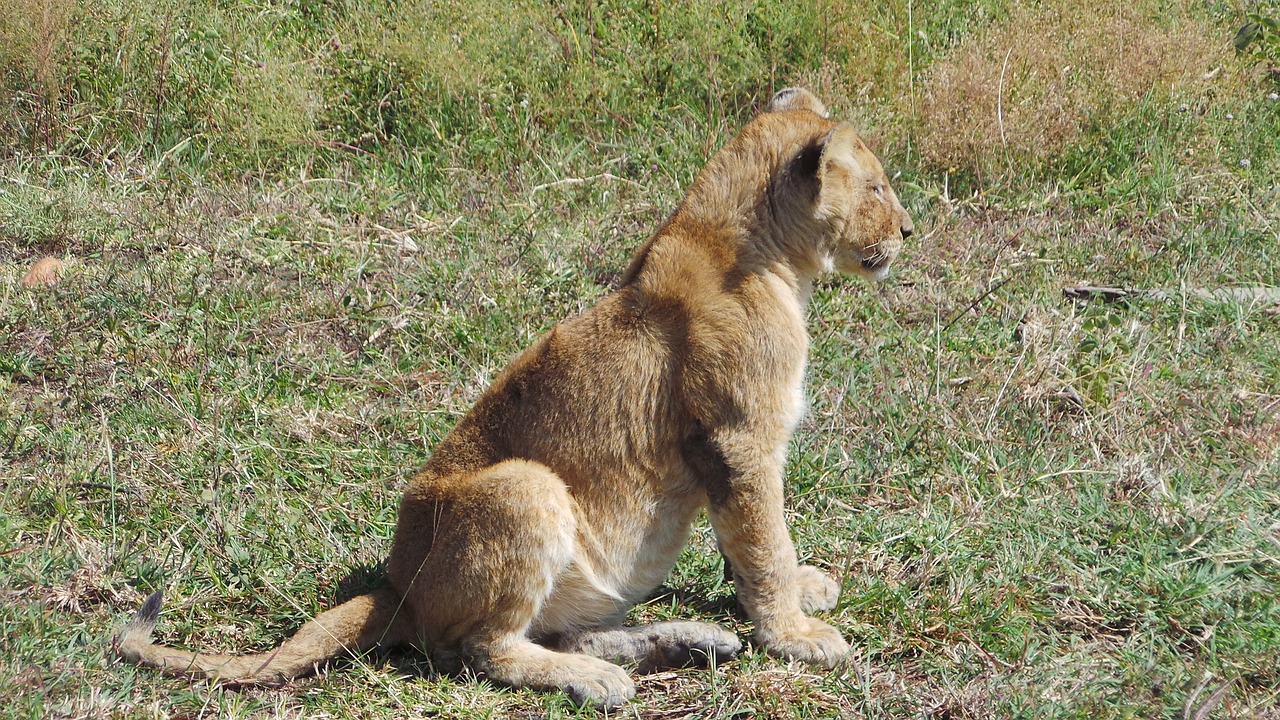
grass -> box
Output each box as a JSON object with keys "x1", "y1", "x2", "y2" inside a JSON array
[{"x1": 2, "y1": 0, "x2": 1279, "y2": 718}]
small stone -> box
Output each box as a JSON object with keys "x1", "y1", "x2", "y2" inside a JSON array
[
  {"x1": 1178, "y1": 103, "x2": 1189, "y2": 112},
  {"x1": 1240, "y1": 158, "x2": 1252, "y2": 168},
  {"x1": 1270, "y1": 93, "x2": 1279, "y2": 101},
  {"x1": 1226, "y1": 113, "x2": 1234, "y2": 120},
  {"x1": 21, "y1": 256, "x2": 64, "y2": 289}
]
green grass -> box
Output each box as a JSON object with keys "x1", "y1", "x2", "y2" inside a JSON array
[{"x1": 3, "y1": 0, "x2": 1280, "y2": 718}]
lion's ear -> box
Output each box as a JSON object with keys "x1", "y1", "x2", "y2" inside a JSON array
[
  {"x1": 814, "y1": 122, "x2": 862, "y2": 219},
  {"x1": 766, "y1": 87, "x2": 828, "y2": 118}
]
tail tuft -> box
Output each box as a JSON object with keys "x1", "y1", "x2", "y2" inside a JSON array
[
  {"x1": 136, "y1": 590, "x2": 164, "y2": 624},
  {"x1": 114, "y1": 590, "x2": 163, "y2": 659}
]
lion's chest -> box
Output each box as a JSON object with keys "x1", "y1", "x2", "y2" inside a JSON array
[{"x1": 754, "y1": 273, "x2": 811, "y2": 434}]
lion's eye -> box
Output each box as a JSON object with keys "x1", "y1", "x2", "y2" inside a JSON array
[{"x1": 872, "y1": 184, "x2": 885, "y2": 198}]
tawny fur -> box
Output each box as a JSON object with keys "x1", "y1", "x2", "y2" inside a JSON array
[{"x1": 115, "y1": 88, "x2": 914, "y2": 708}]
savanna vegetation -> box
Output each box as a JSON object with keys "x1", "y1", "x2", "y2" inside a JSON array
[{"x1": 2, "y1": 0, "x2": 1278, "y2": 717}]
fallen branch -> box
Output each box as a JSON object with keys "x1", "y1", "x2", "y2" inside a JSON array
[{"x1": 1065, "y1": 285, "x2": 1280, "y2": 307}]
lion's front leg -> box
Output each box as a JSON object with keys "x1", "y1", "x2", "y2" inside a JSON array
[
  {"x1": 696, "y1": 431, "x2": 850, "y2": 669},
  {"x1": 723, "y1": 555, "x2": 842, "y2": 613}
]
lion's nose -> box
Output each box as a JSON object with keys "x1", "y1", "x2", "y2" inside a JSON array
[{"x1": 900, "y1": 223, "x2": 914, "y2": 239}]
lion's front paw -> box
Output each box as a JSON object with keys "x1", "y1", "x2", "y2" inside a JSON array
[
  {"x1": 795, "y1": 565, "x2": 841, "y2": 612},
  {"x1": 757, "y1": 617, "x2": 850, "y2": 669}
]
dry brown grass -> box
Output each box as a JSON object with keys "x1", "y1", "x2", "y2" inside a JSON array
[
  {"x1": 915, "y1": 0, "x2": 1234, "y2": 175},
  {"x1": 0, "y1": 0, "x2": 72, "y2": 145}
]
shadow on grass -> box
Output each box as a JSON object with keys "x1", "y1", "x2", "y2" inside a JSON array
[{"x1": 333, "y1": 560, "x2": 389, "y2": 604}]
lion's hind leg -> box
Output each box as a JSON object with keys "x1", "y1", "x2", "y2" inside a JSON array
[
  {"x1": 469, "y1": 635, "x2": 635, "y2": 708},
  {"x1": 559, "y1": 621, "x2": 741, "y2": 673},
  {"x1": 391, "y1": 459, "x2": 635, "y2": 708}
]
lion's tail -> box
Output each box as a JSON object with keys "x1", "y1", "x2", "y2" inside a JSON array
[{"x1": 114, "y1": 587, "x2": 414, "y2": 684}]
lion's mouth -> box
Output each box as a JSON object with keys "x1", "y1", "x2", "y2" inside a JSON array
[
  {"x1": 853, "y1": 257, "x2": 893, "y2": 282},
  {"x1": 860, "y1": 249, "x2": 896, "y2": 273},
  {"x1": 851, "y1": 247, "x2": 896, "y2": 281}
]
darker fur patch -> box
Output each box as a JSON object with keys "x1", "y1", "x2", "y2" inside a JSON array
[
  {"x1": 794, "y1": 142, "x2": 823, "y2": 180},
  {"x1": 681, "y1": 421, "x2": 733, "y2": 507}
]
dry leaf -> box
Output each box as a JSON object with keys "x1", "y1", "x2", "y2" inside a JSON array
[{"x1": 20, "y1": 257, "x2": 64, "y2": 289}]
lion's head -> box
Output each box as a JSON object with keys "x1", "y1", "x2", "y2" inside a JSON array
[{"x1": 768, "y1": 88, "x2": 914, "y2": 282}]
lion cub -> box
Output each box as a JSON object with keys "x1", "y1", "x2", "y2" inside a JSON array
[{"x1": 117, "y1": 87, "x2": 914, "y2": 707}]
